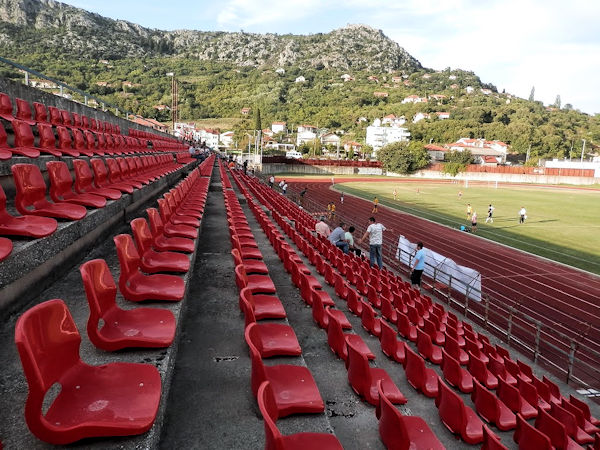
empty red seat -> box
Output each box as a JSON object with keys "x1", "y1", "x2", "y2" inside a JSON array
[
  {"x1": 33, "y1": 102, "x2": 48, "y2": 124},
  {"x1": 435, "y1": 378, "x2": 484, "y2": 444},
  {"x1": 55, "y1": 126, "x2": 81, "y2": 157},
  {"x1": 48, "y1": 106, "x2": 62, "y2": 126},
  {"x1": 257, "y1": 381, "x2": 343, "y2": 450},
  {"x1": 0, "y1": 184, "x2": 57, "y2": 237},
  {"x1": 326, "y1": 308, "x2": 374, "y2": 362},
  {"x1": 89, "y1": 158, "x2": 134, "y2": 194},
  {"x1": 240, "y1": 287, "x2": 286, "y2": 320},
  {"x1": 245, "y1": 322, "x2": 301, "y2": 358},
  {"x1": 80, "y1": 259, "x2": 176, "y2": 351},
  {"x1": 311, "y1": 287, "x2": 351, "y2": 330},
  {"x1": 482, "y1": 424, "x2": 508, "y2": 450},
  {"x1": 514, "y1": 413, "x2": 552, "y2": 450},
  {"x1": 235, "y1": 264, "x2": 276, "y2": 294},
  {"x1": 245, "y1": 330, "x2": 324, "y2": 417},
  {"x1": 444, "y1": 333, "x2": 469, "y2": 365},
  {"x1": 346, "y1": 336, "x2": 406, "y2": 406},
  {"x1": 379, "y1": 319, "x2": 405, "y2": 364},
  {"x1": 550, "y1": 401, "x2": 595, "y2": 445},
  {"x1": 14, "y1": 299, "x2": 161, "y2": 444},
  {"x1": 15, "y1": 98, "x2": 36, "y2": 125},
  {"x1": 346, "y1": 287, "x2": 363, "y2": 316},
  {"x1": 416, "y1": 327, "x2": 442, "y2": 364},
  {"x1": 72, "y1": 159, "x2": 121, "y2": 200},
  {"x1": 130, "y1": 218, "x2": 190, "y2": 273},
  {"x1": 396, "y1": 310, "x2": 417, "y2": 342},
  {"x1": 468, "y1": 350, "x2": 498, "y2": 389},
  {"x1": 379, "y1": 295, "x2": 397, "y2": 323},
  {"x1": 403, "y1": 345, "x2": 439, "y2": 398},
  {"x1": 568, "y1": 395, "x2": 600, "y2": 427},
  {"x1": 113, "y1": 234, "x2": 185, "y2": 302},
  {"x1": 71, "y1": 128, "x2": 94, "y2": 157},
  {"x1": 0, "y1": 92, "x2": 15, "y2": 121},
  {"x1": 46, "y1": 161, "x2": 106, "y2": 208},
  {"x1": 441, "y1": 349, "x2": 473, "y2": 393},
  {"x1": 535, "y1": 407, "x2": 582, "y2": 449},
  {"x1": 360, "y1": 300, "x2": 382, "y2": 337},
  {"x1": 423, "y1": 317, "x2": 445, "y2": 346},
  {"x1": 376, "y1": 380, "x2": 444, "y2": 450},
  {"x1": 10, "y1": 119, "x2": 44, "y2": 157},
  {"x1": 0, "y1": 121, "x2": 12, "y2": 160},
  {"x1": 518, "y1": 376, "x2": 551, "y2": 411},
  {"x1": 561, "y1": 398, "x2": 600, "y2": 435},
  {"x1": 146, "y1": 207, "x2": 195, "y2": 253},
  {"x1": 497, "y1": 377, "x2": 537, "y2": 419},
  {"x1": 11, "y1": 164, "x2": 87, "y2": 220},
  {"x1": 0, "y1": 236, "x2": 12, "y2": 261},
  {"x1": 471, "y1": 379, "x2": 516, "y2": 431},
  {"x1": 106, "y1": 158, "x2": 141, "y2": 189}
]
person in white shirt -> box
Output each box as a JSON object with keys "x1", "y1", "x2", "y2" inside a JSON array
[
  {"x1": 345, "y1": 226, "x2": 360, "y2": 256},
  {"x1": 269, "y1": 175, "x2": 275, "y2": 188},
  {"x1": 485, "y1": 204, "x2": 494, "y2": 223},
  {"x1": 519, "y1": 206, "x2": 527, "y2": 224},
  {"x1": 315, "y1": 216, "x2": 331, "y2": 238},
  {"x1": 359, "y1": 217, "x2": 388, "y2": 268}
]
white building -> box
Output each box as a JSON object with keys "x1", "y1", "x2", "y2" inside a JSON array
[
  {"x1": 295, "y1": 76, "x2": 306, "y2": 83},
  {"x1": 366, "y1": 120, "x2": 411, "y2": 152},
  {"x1": 448, "y1": 138, "x2": 508, "y2": 164},
  {"x1": 382, "y1": 114, "x2": 406, "y2": 126},
  {"x1": 402, "y1": 95, "x2": 427, "y2": 104},
  {"x1": 271, "y1": 122, "x2": 287, "y2": 134},
  {"x1": 195, "y1": 128, "x2": 220, "y2": 149},
  {"x1": 296, "y1": 129, "x2": 317, "y2": 146},
  {"x1": 412, "y1": 112, "x2": 431, "y2": 123},
  {"x1": 220, "y1": 131, "x2": 234, "y2": 148}
]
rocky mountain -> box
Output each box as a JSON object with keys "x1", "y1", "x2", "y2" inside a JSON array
[{"x1": 0, "y1": 0, "x2": 422, "y2": 72}]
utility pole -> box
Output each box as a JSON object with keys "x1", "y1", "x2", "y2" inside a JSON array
[
  {"x1": 525, "y1": 144, "x2": 531, "y2": 163},
  {"x1": 581, "y1": 139, "x2": 586, "y2": 163},
  {"x1": 166, "y1": 72, "x2": 177, "y2": 133}
]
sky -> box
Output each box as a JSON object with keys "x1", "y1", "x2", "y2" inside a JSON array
[{"x1": 63, "y1": 0, "x2": 600, "y2": 115}]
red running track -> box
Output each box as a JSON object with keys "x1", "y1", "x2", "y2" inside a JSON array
[{"x1": 289, "y1": 179, "x2": 600, "y2": 382}]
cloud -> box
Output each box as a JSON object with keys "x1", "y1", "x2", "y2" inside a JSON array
[{"x1": 217, "y1": 0, "x2": 322, "y2": 30}]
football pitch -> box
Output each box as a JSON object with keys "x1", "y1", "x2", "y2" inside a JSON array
[{"x1": 333, "y1": 180, "x2": 600, "y2": 275}]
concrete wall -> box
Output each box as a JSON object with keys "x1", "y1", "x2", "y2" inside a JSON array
[
  {"x1": 410, "y1": 169, "x2": 599, "y2": 186},
  {"x1": 259, "y1": 163, "x2": 384, "y2": 176}
]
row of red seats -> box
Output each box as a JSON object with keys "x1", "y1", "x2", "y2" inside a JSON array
[
  {"x1": 0, "y1": 92, "x2": 121, "y2": 134},
  {"x1": 13, "y1": 155, "x2": 214, "y2": 444},
  {"x1": 0, "y1": 120, "x2": 148, "y2": 159},
  {"x1": 234, "y1": 169, "x2": 600, "y2": 449},
  {"x1": 0, "y1": 154, "x2": 184, "y2": 262},
  {"x1": 226, "y1": 165, "x2": 447, "y2": 449},
  {"x1": 220, "y1": 163, "x2": 344, "y2": 449}
]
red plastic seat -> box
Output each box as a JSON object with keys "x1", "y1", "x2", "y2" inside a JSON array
[
  {"x1": 346, "y1": 287, "x2": 363, "y2": 316},
  {"x1": 257, "y1": 381, "x2": 343, "y2": 450},
  {"x1": 90, "y1": 158, "x2": 134, "y2": 194},
  {"x1": 567, "y1": 395, "x2": 599, "y2": 426},
  {"x1": 80, "y1": 259, "x2": 176, "y2": 351},
  {"x1": 146, "y1": 207, "x2": 195, "y2": 253},
  {"x1": 46, "y1": 161, "x2": 107, "y2": 208},
  {"x1": 0, "y1": 236, "x2": 12, "y2": 261},
  {"x1": 11, "y1": 164, "x2": 87, "y2": 220},
  {"x1": 468, "y1": 350, "x2": 498, "y2": 389},
  {"x1": 497, "y1": 377, "x2": 537, "y2": 419},
  {"x1": 333, "y1": 272, "x2": 349, "y2": 300},
  {"x1": 444, "y1": 333, "x2": 469, "y2": 365},
  {"x1": 235, "y1": 264, "x2": 276, "y2": 294},
  {"x1": 245, "y1": 329, "x2": 324, "y2": 417},
  {"x1": 326, "y1": 308, "x2": 374, "y2": 362},
  {"x1": 48, "y1": 106, "x2": 62, "y2": 126},
  {"x1": 376, "y1": 380, "x2": 444, "y2": 450},
  {"x1": 11, "y1": 119, "x2": 46, "y2": 157},
  {"x1": 367, "y1": 283, "x2": 381, "y2": 308},
  {"x1": 396, "y1": 311, "x2": 417, "y2": 342},
  {"x1": 14, "y1": 299, "x2": 161, "y2": 445},
  {"x1": 422, "y1": 317, "x2": 445, "y2": 345},
  {"x1": 518, "y1": 376, "x2": 551, "y2": 411},
  {"x1": 15, "y1": 98, "x2": 36, "y2": 125},
  {"x1": 71, "y1": 128, "x2": 94, "y2": 157},
  {"x1": 416, "y1": 327, "x2": 442, "y2": 364},
  {"x1": 130, "y1": 218, "x2": 190, "y2": 273},
  {"x1": 113, "y1": 234, "x2": 185, "y2": 302},
  {"x1": 240, "y1": 287, "x2": 286, "y2": 320},
  {"x1": 535, "y1": 408, "x2": 582, "y2": 450},
  {"x1": 543, "y1": 375, "x2": 565, "y2": 404},
  {"x1": 482, "y1": 424, "x2": 508, "y2": 450},
  {"x1": 550, "y1": 402, "x2": 595, "y2": 445},
  {"x1": 311, "y1": 288, "x2": 351, "y2": 330},
  {"x1": 0, "y1": 92, "x2": 15, "y2": 121},
  {"x1": 72, "y1": 159, "x2": 121, "y2": 200},
  {"x1": 441, "y1": 349, "x2": 473, "y2": 393},
  {"x1": 561, "y1": 398, "x2": 600, "y2": 435},
  {"x1": 360, "y1": 300, "x2": 381, "y2": 337},
  {"x1": 379, "y1": 319, "x2": 405, "y2": 364},
  {"x1": 245, "y1": 322, "x2": 301, "y2": 358},
  {"x1": 379, "y1": 295, "x2": 398, "y2": 323},
  {"x1": 55, "y1": 126, "x2": 81, "y2": 157},
  {"x1": 105, "y1": 158, "x2": 141, "y2": 189},
  {"x1": 403, "y1": 346, "x2": 439, "y2": 398},
  {"x1": 346, "y1": 336, "x2": 406, "y2": 406},
  {"x1": 435, "y1": 378, "x2": 484, "y2": 444},
  {"x1": 514, "y1": 413, "x2": 552, "y2": 450},
  {"x1": 231, "y1": 247, "x2": 268, "y2": 274},
  {"x1": 0, "y1": 184, "x2": 57, "y2": 237},
  {"x1": 471, "y1": 379, "x2": 517, "y2": 431},
  {"x1": 33, "y1": 102, "x2": 48, "y2": 124}
]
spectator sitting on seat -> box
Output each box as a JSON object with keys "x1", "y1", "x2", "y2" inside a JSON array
[
  {"x1": 315, "y1": 216, "x2": 331, "y2": 238},
  {"x1": 328, "y1": 222, "x2": 349, "y2": 254},
  {"x1": 345, "y1": 225, "x2": 361, "y2": 256}
]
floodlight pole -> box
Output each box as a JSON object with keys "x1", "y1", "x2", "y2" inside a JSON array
[{"x1": 581, "y1": 139, "x2": 586, "y2": 163}]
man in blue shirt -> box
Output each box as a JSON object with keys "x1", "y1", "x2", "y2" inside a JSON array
[
  {"x1": 328, "y1": 222, "x2": 349, "y2": 254},
  {"x1": 410, "y1": 242, "x2": 426, "y2": 289}
]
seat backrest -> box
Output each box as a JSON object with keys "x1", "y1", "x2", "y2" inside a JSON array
[
  {"x1": 96, "y1": 132, "x2": 106, "y2": 149},
  {"x1": 325, "y1": 308, "x2": 346, "y2": 359},
  {"x1": 560, "y1": 398, "x2": 588, "y2": 428},
  {"x1": 376, "y1": 380, "x2": 409, "y2": 449},
  {"x1": 113, "y1": 234, "x2": 141, "y2": 291},
  {"x1": 48, "y1": 106, "x2": 62, "y2": 125},
  {"x1": 80, "y1": 259, "x2": 118, "y2": 343},
  {"x1": 37, "y1": 123, "x2": 56, "y2": 150},
  {"x1": 59, "y1": 109, "x2": 72, "y2": 126},
  {"x1": 11, "y1": 164, "x2": 48, "y2": 214},
  {"x1": 13, "y1": 119, "x2": 35, "y2": 147},
  {"x1": 56, "y1": 126, "x2": 73, "y2": 150},
  {"x1": 550, "y1": 402, "x2": 578, "y2": 438},
  {"x1": 379, "y1": 319, "x2": 400, "y2": 356},
  {"x1": 146, "y1": 208, "x2": 165, "y2": 237},
  {"x1": 345, "y1": 335, "x2": 370, "y2": 393},
  {"x1": 239, "y1": 293, "x2": 258, "y2": 328},
  {"x1": 46, "y1": 161, "x2": 74, "y2": 201},
  {"x1": 436, "y1": 378, "x2": 467, "y2": 434},
  {"x1": 245, "y1": 322, "x2": 263, "y2": 353},
  {"x1": 72, "y1": 160, "x2": 94, "y2": 193},
  {"x1": 0, "y1": 92, "x2": 13, "y2": 118},
  {"x1": 84, "y1": 130, "x2": 96, "y2": 150},
  {"x1": 90, "y1": 158, "x2": 109, "y2": 187},
  {"x1": 518, "y1": 378, "x2": 541, "y2": 408},
  {"x1": 514, "y1": 413, "x2": 552, "y2": 449},
  {"x1": 535, "y1": 408, "x2": 568, "y2": 449},
  {"x1": 0, "y1": 121, "x2": 9, "y2": 148},
  {"x1": 234, "y1": 264, "x2": 249, "y2": 290},
  {"x1": 497, "y1": 377, "x2": 521, "y2": 413},
  {"x1": 72, "y1": 113, "x2": 82, "y2": 128},
  {"x1": 131, "y1": 218, "x2": 155, "y2": 255},
  {"x1": 482, "y1": 424, "x2": 508, "y2": 450},
  {"x1": 117, "y1": 158, "x2": 130, "y2": 177},
  {"x1": 33, "y1": 102, "x2": 48, "y2": 123},
  {"x1": 244, "y1": 327, "x2": 267, "y2": 396},
  {"x1": 14, "y1": 299, "x2": 81, "y2": 432},
  {"x1": 471, "y1": 379, "x2": 500, "y2": 422},
  {"x1": 442, "y1": 349, "x2": 463, "y2": 386},
  {"x1": 16, "y1": 98, "x2": 34, "y2": 122},
  {"x1": 404, "y1": 345, "x2": 425, "y2": 388},
  {"x1": 257, "y1": 381, "x2": 283, "y2": 450},
  {"x1": 72, "y1": 129, "x2": 86, "y2": 150}
]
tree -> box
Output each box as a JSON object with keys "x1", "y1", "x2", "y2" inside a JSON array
[
  {"x1": 253, "y1": 107, "x2": 262, "y2": 131},
  {"x1": 529, "y1": 86, "x2": 535, "y2": 102},
  {"x1": 441, "y1": 150, "x2": 473, "y2": 176},
  {"x1": 377, "y1": 141, "x2": 430, "y2": 174}
]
